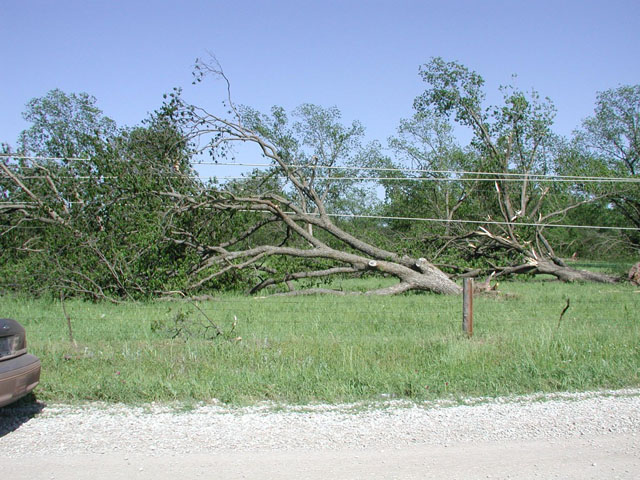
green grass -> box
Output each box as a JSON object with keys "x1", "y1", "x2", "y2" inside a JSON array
[{"x1": 2, "y1": 276, "x2": 639, "y2": 406}]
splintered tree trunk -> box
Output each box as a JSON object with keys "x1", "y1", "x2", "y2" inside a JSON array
[
  {"x1": 363, "y1": 258, "x2": 461, "y2": 295},
  {"x1": 471, "y1": 229, "x2": 621, "y2": 285}
]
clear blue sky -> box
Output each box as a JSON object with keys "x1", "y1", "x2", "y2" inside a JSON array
[{"x1": 2, "y1": 0, "x2": 639, "y2": 155}]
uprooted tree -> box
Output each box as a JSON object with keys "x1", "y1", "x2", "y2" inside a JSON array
[
  {"x1": 154, "y1": 61, "x2": 461, "y2": 296},
  {"x1": 412, "y1": 57, "x2": 620, "y2": 283}
]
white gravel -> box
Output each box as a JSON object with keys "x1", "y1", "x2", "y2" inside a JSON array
[{"x1": 2, "y1": 388, "x2": 639, "y2": 458}]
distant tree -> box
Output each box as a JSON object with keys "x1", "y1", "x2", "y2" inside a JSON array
[
  {"x1": 383, "y1": 111, "x2": 479, "y2": 253},
  {"x1": 240, "y1": 103, "x2": 380, "y2": 220},
  {"x1": 571, "y1": 85, "x2": 640, "y2": 251},
  {"x1": 577, "y1": 85, "x2": 640, "y2": 176},
  {"x1": 18, "y1": 89, "x2": 117, "y2": 159}
]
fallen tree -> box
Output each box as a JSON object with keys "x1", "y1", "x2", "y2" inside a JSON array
[
  {"x1": 157, "y1": 61, "x2": 461, "y2": 296},
  {"x1": 162, "y1": 188, "x2": 461, "y2": 295},
  {"x1": 414, "y1": 57, "x2": 621, "y2": 284}
]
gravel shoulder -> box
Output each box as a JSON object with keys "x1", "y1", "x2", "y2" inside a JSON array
[{"x1": 2, "y1": 389, "x2": 640, "y2": 479}]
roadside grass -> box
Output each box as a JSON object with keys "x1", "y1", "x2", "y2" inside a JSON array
[{"x1": 2, "y1": 274, "x2": 639, "y2": 405}]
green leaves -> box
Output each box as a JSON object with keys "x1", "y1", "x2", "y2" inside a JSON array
[
  {"x1": 578, "y1": 85, "x2": 640, "y2": 176},
  {"x1": 415, "y1": 57, "x2": 486, "y2": 127},
  {"x1": 18, "y1": 89, "x2": 117, "y2": 160}
]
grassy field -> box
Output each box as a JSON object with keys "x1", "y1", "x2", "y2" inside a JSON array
[{"x1": 3, "y1": 274, "x2": 639, "y2": 406}]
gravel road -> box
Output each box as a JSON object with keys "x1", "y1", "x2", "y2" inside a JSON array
[{"x1": 2, "y1": 389, "x2": 639, "y2": 479}]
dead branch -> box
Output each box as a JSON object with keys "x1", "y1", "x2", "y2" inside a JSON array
[
  {"x1": 59, "y1": 292, "x2": 78, "y2": 348},
  {"x1": 557, "y1": 297, "x2": 571, "y2": 328}
]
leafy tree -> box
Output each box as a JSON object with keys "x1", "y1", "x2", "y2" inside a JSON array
[
  {"x1": 384, "y1": 111, "x2": 479, "y2": 248},
  {"x1": 240, "y1": 103, "x2": 380, "y2": 218},
  {"x1": 18, "y1": 89, "x2": 116, "y2": 159},
  {"x1": 577, "y1": 85, "x2": 640, "y2": 176},
  {"x1": 571, "y1": 85, "x2": 640, "y2": 251}
]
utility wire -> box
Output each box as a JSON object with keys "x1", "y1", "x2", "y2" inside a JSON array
[
  {"x1": 206, "y1": 175, "x2": 640, "y2": 184},
  {"x1": 2, "y1": 157, "x2": 639, "y2": 231},
  {"x1": 3, "y1": 155, "x2": 638, "y2": 183},
  {"x1": 198, "y1": 162, "x2": 640, "y2": 183},
  {"x1": 321, "y1": 213, "x2": 640, "y2": 231},
  {"x1": 0, "y1": 154, "x2": 90, "y2": 161},
  {"x1": 3, "y1": 172, "x2": 640, "y2": 184},
  {"x1": 2, "y1": 201, "x2": 637, "y2": 231}
]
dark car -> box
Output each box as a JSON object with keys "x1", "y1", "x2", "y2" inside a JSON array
[{"x1": 0, "y1": 318, "x2": 41, "y2": 407}]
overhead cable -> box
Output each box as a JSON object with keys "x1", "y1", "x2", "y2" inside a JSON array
[
  {"x1": 2, "y1": 172, "x2": 639, "y2": 184},
  {"x1": 2, "y1": 201, "x2": 636, "y2": 231},
  {"x1": 200, "y1": 162, "x2": 640, "y2": 183},
  {"x1": 0, "y1": 154, "x2": 90, "y2": 161},
  {"x1": 3, "y1": 155, "x2": 638, "y2": 183}
]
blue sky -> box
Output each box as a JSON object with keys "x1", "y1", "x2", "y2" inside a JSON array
[{"x1": 2, "y1": 0, "x2": 639, "y2": 159}]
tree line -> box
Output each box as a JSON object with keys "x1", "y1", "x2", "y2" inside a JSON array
[{"x1": 1, "y1": 58, "x2": 638, "y2": 301}]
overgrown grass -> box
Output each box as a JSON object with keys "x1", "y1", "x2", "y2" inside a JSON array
[{"x1": 3, "y1": 275, "x2": 639, "y2": 405}]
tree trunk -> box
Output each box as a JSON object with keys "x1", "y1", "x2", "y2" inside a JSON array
[{"x1": 535, "y1": 260, "x2": 620, "y2": 284}]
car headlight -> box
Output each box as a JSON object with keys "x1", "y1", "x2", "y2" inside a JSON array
[
  {"x1": 0, "y1": 318, "x2": 28, "y2": 360},
  {"x1": 0, "y1": 335, "x2": 23, "y2": 359}
]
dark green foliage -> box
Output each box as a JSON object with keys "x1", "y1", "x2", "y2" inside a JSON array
[{"x1": 1, "y1": 90, "x2": 202, "y2": 300}]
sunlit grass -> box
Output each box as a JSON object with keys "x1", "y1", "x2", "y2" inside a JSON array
[{"x1": 3, "y1": 275, "x2": 639, "y2": 405}]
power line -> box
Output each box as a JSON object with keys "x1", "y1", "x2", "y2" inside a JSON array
[
  {"x1": 208, "y1": 175, "x2": 640, "y2": 184},
  {"x1": 1, "y1": 201, "x2": 636, "y2": 231},
  {"x1": 201, "y1": 162, "x2": 640, "y2": 183},
  {"x1": 1, "y1": 175, "x2": 115, "y2": 180},
  {"x1": 3, "y1": 172, "x2": 640, "y2": 184},
  {"x1": 3, "y1": 154, "x2": 638, "y2": 183},
  {"x1": 321, "y1": 213, "x2": 640, "y2": 231},
  {"x1": 0, "y1": 154, "x2": 90, "y2": 161}
]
